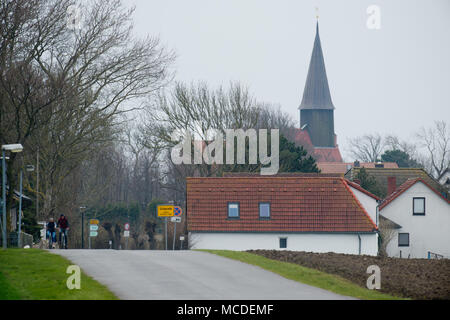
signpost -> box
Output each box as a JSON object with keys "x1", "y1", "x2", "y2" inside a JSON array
[
  {"x1": 158, "y1": 205, "x2": 174, "y2": 250},
  {"x1": 123, "y1": 222, "x2": 130, "y2": 250},
  {"x1": 180, "y1": 235, "x2": 185, "y2": 250},
  {"x1": 174, "y1": 206, "x2": 182, "y2": 216},
  {"x1": 171, "y1": 207, "x2": 182, "y2": 250},
  {"x1": 157, "y1": 205, "x2": 174, "y2": 217},
  {"x1": 89, "y1": 219, "x2": 99, "y2": 249},
  {"x1": 157, "y1": 204, "x2": 184, "y2": 250}
]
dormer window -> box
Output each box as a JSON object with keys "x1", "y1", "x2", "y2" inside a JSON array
[{"x1": 227, "y1": 202, "x2": 240, "y2": 218}]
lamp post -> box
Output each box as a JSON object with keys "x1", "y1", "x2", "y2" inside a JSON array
[
  {"x1": 17, "y1": 165, "x2": 35, "y2": 248},
  {"x1": 2, "y1": 144, "x2": 24, "y2": 249}
]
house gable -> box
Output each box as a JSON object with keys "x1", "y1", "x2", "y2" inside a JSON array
[{"x1": 380, "y1": 179, "x2": 450, "y2": 258}]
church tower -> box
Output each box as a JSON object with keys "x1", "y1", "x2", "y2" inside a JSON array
[{"x1": 299, "y1": 22, "x2": 335, "y2": 148}]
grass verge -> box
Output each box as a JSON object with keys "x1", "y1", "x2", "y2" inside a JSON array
[
  {"x1": 203, "y1": 250, "x2": 402, "y2": 300},
  {"x1": 0, "y1": 249, "x2": 117, "y2": 300}
]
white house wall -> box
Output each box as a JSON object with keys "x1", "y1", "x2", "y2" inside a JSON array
[
  {"x1": 349, "y1": 186, "x2": 378, "y2": 226},
  {"x1": 382, "y1": 181, "x2": 450, "y2": 259},
  {"x1": 190, "y1": 232, "x2": 378, "y2": 256}
]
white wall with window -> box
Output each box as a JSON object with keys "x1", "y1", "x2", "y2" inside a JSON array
[
  {"x1": 189, "y1": 232, "x2": 378, "y2": 255},
  {"x1": 381, "y1": 181, "x2": 450, "y2": 259},
  {"x1": 348, "y1": 185, "x2": 379, "y2": 225}
]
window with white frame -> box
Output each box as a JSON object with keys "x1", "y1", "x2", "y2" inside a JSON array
[{"x1": 413, "y1": 197, "x2": 425, "y2": 215}]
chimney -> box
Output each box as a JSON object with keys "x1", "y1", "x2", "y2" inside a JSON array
[
  {"x1": 387, "y1": 176, "x2": 397, "y2": 196},
  {"x1": 375, "y1": 162, "x2": 384, "y2": 168}
]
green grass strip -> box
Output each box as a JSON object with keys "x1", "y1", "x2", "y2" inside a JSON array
[
  {"x1": 203, "y1": 250, "x2": 403, "y2": 300},
  {"x1": 0, "y1": 249, "x2": 117, "y2": 300}
]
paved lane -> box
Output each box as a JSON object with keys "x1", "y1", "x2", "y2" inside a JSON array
[{"x1": 54, "y1": 250, "x2": 353, "y2": 300}]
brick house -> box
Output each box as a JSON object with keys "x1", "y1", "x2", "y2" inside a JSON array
[{"x1": 186, "y1": 174, "x2": 379, "y2": 255}]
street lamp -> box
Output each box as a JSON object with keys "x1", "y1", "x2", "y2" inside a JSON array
[
  {"x1": 2, "y1": 144, "x2": 24, "y2": 249},
  {"x1": 17, "y1": 165, "x2": 35, "y2": 248}
]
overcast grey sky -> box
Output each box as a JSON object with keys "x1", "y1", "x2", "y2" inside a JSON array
[{"x1": 123, "y1": 0, "x2": 450, "y2": 161}]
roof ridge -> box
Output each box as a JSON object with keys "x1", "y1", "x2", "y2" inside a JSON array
[
  {"x1": 380, "y1": 178, "x2": 450, "y2": 210},
  {"x1": 187, "y1": 176, "x2": 343, "y2": 180},
  {"x1": 344, "y1": 179, "x2": 381, "y2": 201}
]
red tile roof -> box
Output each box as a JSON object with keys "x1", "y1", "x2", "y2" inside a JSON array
[
  {"x1": 379, "y1": 178, "x2": 450, "y2": 210},
  {"x1": 318, "y1": 162, "x2": 398, "y2": 174},
  {"x1": 187, "y1": 176, "x2": 377, "y2": 233},
  {"x1": 345, "y1": 179, "x2": 381, "y2": 201},
  {"x1": 313, "y1": 147, "x2": 343, "y2": 163},
  {"x1": 294, "y1": 129, "x2": 313, "y2": 152},
  {"x1": 223, "y1": 172, "x2": 343, "y2": 178},
  {"x1": 293, "y1": 129, "x2": 343, "y2": 163}
]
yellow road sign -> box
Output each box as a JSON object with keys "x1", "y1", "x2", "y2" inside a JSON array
[
  {"x1": 157, "y1": 205, "x2": 174, "y2": 217},
  {"x1": 90, "y1": 219, "x2": 99, "y2": 225}
]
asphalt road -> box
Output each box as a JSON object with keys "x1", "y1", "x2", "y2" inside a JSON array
[{"x1": 54, "y1": 250, "x2": 353, "y2": 300}]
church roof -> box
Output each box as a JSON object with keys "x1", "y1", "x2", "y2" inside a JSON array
[
  {"x1": 299, "y1": 22, "x2": 335, "y2": 110},
  {"x1": 293, "y1": 128, "x2": 343, "y2": 163}
]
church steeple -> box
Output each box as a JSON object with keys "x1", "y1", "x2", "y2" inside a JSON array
[
  {"x1": 299, "y1": 21, "x2": 336, "y2": 148},
  {"x1": 299, "y1": 22, "x2": 335, "y2": 110}
]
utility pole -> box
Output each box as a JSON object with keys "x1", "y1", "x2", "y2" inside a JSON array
[
  {"x1": 2, "y1": 149, "x2": 7, "y2": 249},
  {"x1": 80, "y1": 206, "x2": 86, "y2": 249},
  {"x1": 173, "y1": 220, "x2": 177, "y2": 250},
  {"x1": 165, "y1": 217, "x2": 167, "y2": 250},
  {"x1": 167, "y1": 200, "x2": 174, "y2": 251},
  {"x1": 81, "y1": 210, "x2": 84, "y2": 249},
  {"x1": 17, "y1": 169, "x2": 22, "y2": 248},
  {"x1": 36, "y1": 148, "x2": 39, "y2": 220}
]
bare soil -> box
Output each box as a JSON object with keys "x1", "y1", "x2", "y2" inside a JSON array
[{"x1": 248, "y1": 250, "x2": 450, "y2": 300}]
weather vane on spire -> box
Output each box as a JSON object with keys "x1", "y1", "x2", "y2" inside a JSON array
[{"x1": 315, "y1": 7, "x2": 319, "y2": 20}]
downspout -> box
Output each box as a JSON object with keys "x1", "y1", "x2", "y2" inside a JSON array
[
  {"x1": 376, "y1": 200, "x2": 382, "y2": 255},
  {"x1": 358, "y1": 234, "x2": 361, "y2": 255},
  {"x1": 376, "y1": 200, "x2": 381, "y2": 227}
]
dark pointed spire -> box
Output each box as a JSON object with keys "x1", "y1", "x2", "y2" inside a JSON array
[{"x1": 299, "y1": 22, "x2": 335, "y2": 110}]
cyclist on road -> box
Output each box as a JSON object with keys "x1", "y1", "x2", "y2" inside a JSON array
[
  {"x1": 46, "y1": 218, "x2": 56, "y2": 249},
  {"x1": 57, "y1": 214, "x2": 69, "y2": 249}
]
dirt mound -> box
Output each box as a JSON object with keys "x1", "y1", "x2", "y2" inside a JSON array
[{"x1": 248, "y1": 250, "x2": 450, "y2": 300}]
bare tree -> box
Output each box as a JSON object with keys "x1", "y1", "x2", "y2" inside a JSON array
[
  {"x1": 384, "y1": 135, "x2": 418, "y2": 158},
  {"x1": 378, "y1": 216, "x2": 397, "y2": 257},
  {"x1": 1, "y1": 0, "x2": 175, "y2": 223},
  {"x1": 347, "y1": 133, "x2": 385, "y2": 162},
  {"x1": 416, "y1": 121, "x2": 450, "y2": 179}
]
